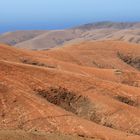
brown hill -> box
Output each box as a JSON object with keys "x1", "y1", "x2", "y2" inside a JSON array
[
  {"x1": 0, "y1": 41, "x2": 140, "y2": 140},
  {"x1": 0, "y1": 130, "x2": 95, "y2": 140}
]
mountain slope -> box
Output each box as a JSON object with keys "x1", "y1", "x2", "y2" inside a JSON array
[
  {"x1": 1, "y1": 22, "x2": 140, "y2": 50},
  {"x1": 15, "y1": 30, "x2": 82, "y2": 50},
  {"x1": 75, "y1": 22, "x2": 140, "y2": 30},
  {"x1": 0, "y1": 30, "x2": 47, "y2": 45},
  {"x1": 0, "y1": 41, "x2": 140, "y2": 139}
]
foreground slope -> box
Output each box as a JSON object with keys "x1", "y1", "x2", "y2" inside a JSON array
[
  {"x1": 0, "y1": 41, "x2": 140, "y2": 140},
  {"x1": 0, "y1": 130, "x2": 95, "y2": 140}
]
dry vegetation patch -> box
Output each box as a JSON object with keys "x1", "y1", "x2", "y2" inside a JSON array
[{"x1": 117, "y1": 52, "x2": 140, "y2": 70}]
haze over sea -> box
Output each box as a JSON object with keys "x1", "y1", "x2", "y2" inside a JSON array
[{"x1": 0, "y1": 0, "x2": 140, "y2": 33}]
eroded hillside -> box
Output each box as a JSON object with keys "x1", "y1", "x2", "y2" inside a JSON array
[{"x1": 0, "y1": 41, "x2": 140, "y2": 140}]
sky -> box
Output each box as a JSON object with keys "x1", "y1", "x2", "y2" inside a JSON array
[{"x1": 0, "y1": 0, "x2": 140, "y2": 33}]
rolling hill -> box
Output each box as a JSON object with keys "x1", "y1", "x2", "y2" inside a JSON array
[
  {"x1": 1, "y1": 22, "x2": 140, "y2": 50},
  {"x1": 0, "y1": 40, "x2": 140, "y2": 139},
  {"x1": 0, "y1": 30, "x2": 47, "y2": 46}
]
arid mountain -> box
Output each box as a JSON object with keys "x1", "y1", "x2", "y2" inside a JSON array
[
  {"x1": 0, "y1": 40, "x2": 140, "y2": 140},
  {"x1": 75, "y1": 22, "x2": 140, "y2": 30},
  {"x1": 14, "y1": 30, "x2": 83, "y2": 50},
  {"x1": 0, "y1": 30, "x2": 47, "y2": 46},
  {"x1": 1, "y1": 22, "x2": 140, "y2": 50},
  {"x1": 14, "y1": 29, "x2": 140, "y2": 50}
]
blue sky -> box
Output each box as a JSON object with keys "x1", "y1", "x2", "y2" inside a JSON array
[{"x1": 0, "y1": 0, "x2": 140, "y2": 33}]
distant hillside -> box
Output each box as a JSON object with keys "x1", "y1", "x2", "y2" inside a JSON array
[
  {"x1": 14, "y1": 29, "x2": 83, "y2": 50},
  {"x1": 0, "y1": 22, "x2": 140, "y2": 50},
  {"x1": 0, "y1": 30, "x2": 47, "y2": 45},
  {"x1": 75, "y1": 22, "x2": 140, "y2": 30}
]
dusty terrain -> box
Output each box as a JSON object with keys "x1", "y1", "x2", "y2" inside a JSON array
[{"x1": 0, "y1": 40, "x2": 140, "y2": 140}]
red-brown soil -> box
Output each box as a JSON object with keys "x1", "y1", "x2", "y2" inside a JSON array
[{"x1": 0, "y1": 40, "x2": 140, "y2": 140}]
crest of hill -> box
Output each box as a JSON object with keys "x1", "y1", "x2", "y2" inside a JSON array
[{"x1": 75, "y1": 22, "x2": 140, "y2": 30}]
